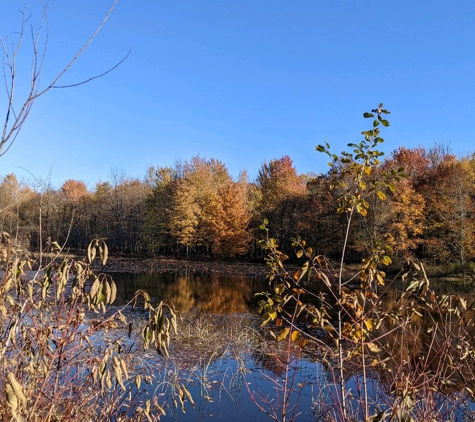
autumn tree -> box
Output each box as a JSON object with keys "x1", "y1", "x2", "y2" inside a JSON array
[
  {"x1": 61, "y1": 179, "x2": 88, "y2": 203},
  {"x1": 382, "y1": 179, "x2": 425, "y2": 256},
  {"x1": 169, "y1": 157, "x2": 233, "y2": 256},
  {"x1": 389, "y1": 146, "x2": 430, "y2": 185},
  {"x1": 374, "y1": 148, "x2": 427, "y2": 257},
  {"x1": 141, "y1": 166, "x2": 179, "y2": 255},
  {"x1": 206, "y1": 175, "x2": 252, "y2": 258},
  {"x1": 293, "y1": 174, "x2": 345, "y2": 258},
  {"x1": 0, "y1": 174, "x2": 32, "y2": 246},
  {"x1": 89, "y1": 175, "x2": 148, "y2": 254},
  {"x1": 422, "y1": 153, "x2": 475, "y2": 266},
  {"x1": 57, "y1": 179, "x2": 90, "y2": 249},
  {"x1": 143, "y1": 157, "x2": 252, "y2": 258},
  {"x1": 387, "y1": 145, "x2": 475, "y2": 267},
  {"x1": 255, "y1": 155, "x2": 307, "y2": 251}
]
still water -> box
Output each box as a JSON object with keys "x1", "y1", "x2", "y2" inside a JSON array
[
  {"x1": 110, "y1": 272, "x2": 323, "y2": 421},
  {"x1": 111, "y1": 272, "x2": 267, "y2": 313},
  {"x1": 108, "y1": 272, "x2": 475, "y2": 422}
]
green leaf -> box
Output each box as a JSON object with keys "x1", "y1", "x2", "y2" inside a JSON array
[
  {"x1": 380, "y1": 119, "x2": 390, "y2": 127},
  {"x1": 363, "y1": 112, "x2": 374, "y2": 118}
]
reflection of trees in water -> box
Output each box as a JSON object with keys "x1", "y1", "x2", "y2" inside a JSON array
[
  {"x1": 376, "y1": 293, "x2": 475, "y2": 399},
  {"x1": 111, "y1": 272, "x2": 266, "y2": 313},
  {"x1": 249, "y1": 338, "x2": 302, "y2": 378},
  {"x1": 112, "y1": 271, "x2": 475, "y2": 404},
  {"x1": 164, "y1": 275, "x2": 197, "y2": 312},
  {"x1": 160, "y1": 274, "x2": 261, "y2": 313},
  {"x1": 246, "y1": 287, "x2": 475, "y2": 406}
]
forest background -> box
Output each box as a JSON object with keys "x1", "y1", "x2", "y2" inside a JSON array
[
  {"x1": 1, "y1": 143, "x2": 474, "y2": 274},
  {"x1": 2, "y1": 1, "x2": 475, "y2": 275}
]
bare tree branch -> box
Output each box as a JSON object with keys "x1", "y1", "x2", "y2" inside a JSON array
[
  {"x1": 52, "y1": 48, "x2": 131, "y2": 89},
  {"x1": 0, "y1": 0, "x2": 125, "y2": 157}
]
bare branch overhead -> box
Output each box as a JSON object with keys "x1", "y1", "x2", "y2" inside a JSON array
[{"x1": 0, "y1": 0, "x2": 127, "y2": 157}]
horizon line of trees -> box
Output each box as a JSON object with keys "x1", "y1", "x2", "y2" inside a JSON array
[{"x1": 1, "y1": 143, "x2": 475, "y2": 267}]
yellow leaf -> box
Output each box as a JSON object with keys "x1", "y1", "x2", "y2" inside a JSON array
[
  {"x1": 366, "y1": 342, "x2": 380, "y2": 353},
  {"x1": 8, "y1": 373, "x2": 26, "y2": 407},
  {"x1": 277, "y1": 327, "x2": 290, "y2": 342},
  {"x1": 182, "y1": 384, "x2": 195, "y2": 408},
  {"x1": 292, "y1": 288, "x2": 306, "y2": 295},
  {"x1": 110, "y1": 280, "x2": 117, "y2": 304}
]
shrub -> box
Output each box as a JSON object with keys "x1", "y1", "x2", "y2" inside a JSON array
[{"x1": 0, "y1": 237, "x2": 176, "y2": 421}]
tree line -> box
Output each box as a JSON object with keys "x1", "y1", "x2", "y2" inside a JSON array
[{"x1": 1, "y1": 144, "x2": 474, "y2": 267}]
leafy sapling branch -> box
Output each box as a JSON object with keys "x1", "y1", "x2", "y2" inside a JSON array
[{"x1": 256, "y1": 105, "x2": 416, "y2": 421}]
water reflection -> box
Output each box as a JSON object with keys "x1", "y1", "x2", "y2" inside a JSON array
[
  {"x1": 106, "y1": 271, "x2": 475, "y2": 421},
  {"x1": 110, "y1": 272, "x2": 268, "y2": 313}
]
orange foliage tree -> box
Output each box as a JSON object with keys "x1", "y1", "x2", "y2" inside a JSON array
[{"x1": 255, "y1": 155, "x2": 307, "y2": 252}]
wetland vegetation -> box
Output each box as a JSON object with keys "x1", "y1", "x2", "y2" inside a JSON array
[
  {"x1": 2, "y1": 1, "x2": 475, "y2": 420},
  {"x1": 3, "y1": 103, "x2": 475, "y2": 421}
]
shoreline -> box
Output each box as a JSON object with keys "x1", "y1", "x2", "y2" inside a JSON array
[{"x1": 93, "y1": 256, "x2": 270, "y2": 278}]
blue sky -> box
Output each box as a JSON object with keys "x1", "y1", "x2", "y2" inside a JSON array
[{"x1": 1, "y1": 1, "x2": 475, "y2": 189}]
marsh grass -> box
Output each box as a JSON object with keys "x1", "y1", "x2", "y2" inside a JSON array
[{"x1": 104, "y1": 311, "x2": 263, "y2": 418}]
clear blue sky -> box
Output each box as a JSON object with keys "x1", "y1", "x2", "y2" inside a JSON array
[{"x1": 1, "y1": 1, "x2": 475, "y2": 189}]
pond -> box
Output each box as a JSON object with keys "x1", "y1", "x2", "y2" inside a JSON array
[
  {"x1": 107, "y1": 271, "x2": 475, "y2": 422},
  {"x1": 108, "y1": 272, "x2": 331, "y2": 421}
]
